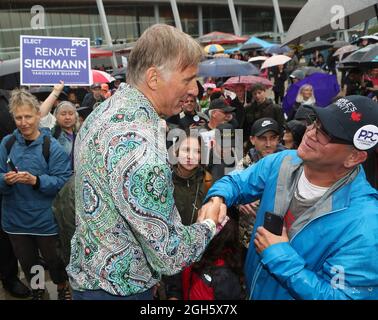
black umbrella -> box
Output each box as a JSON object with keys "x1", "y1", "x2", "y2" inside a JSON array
[
  {"x1": 239, "y1": 42, "x2": 263, "y2": 52},
  {"x1": 340, "y1": 44, "x2": 378, "y2": 66},
  {"x1": 359, "y1": 45, "x2": 378, "y2": 69},
  {"x1": 336, "y1": 62, "x2": 358, "y2": 71},
  {"x1": 301, "y1": 40, "x2": 332, "y2": 55},
  {"x1": 299, "y1": 66, "x2": 327, "y2": 76},
  {"x1": 326, "y1": 36, "x2": 337, "y2": 43},
  {"x1": 332, "y1": 40, "x2": 350, "y2": 49},
  {"x1": 29, "y1": 87, "x2": 68, "y2": 102}
]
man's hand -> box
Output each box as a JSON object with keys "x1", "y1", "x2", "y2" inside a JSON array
[
  {"x1": 254, "y1": 226, "x2": 289, "y2": 254},
  {"x1": 3, "y1": 171, "x2": 19, "y2": 185},
  {"x1": 197, "y1": 196, "x2": 227, "y2": 225},
  {"x1": 12, "y1": 171, "x2": 37, "y2": 186}
]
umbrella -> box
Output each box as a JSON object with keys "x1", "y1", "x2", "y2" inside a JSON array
[
  {"x1": 239, "y1": 42, "x2": 263, "y2": 52},
  {"x1": 327, "y1": 36, "x2": 337, "y2": 43},
  {"x1": 282, "y1": 73, "x2": 340, "y2": 114},
  {"x1": 243, "y1": 36, "x2": 275, "y2": 49},
  {"x1": 196, "y1": 31, "x2": 248, "y2": 45},
  {"x1": 359, "y1": 45, "x2": 378, "y2": 68},
  {"x1": 213, "y1": 53, "x2": 230, "y2": 58},
  {"x1": 225, "y1": 36, "x2": 274, "y2": 53},
  {"x1": 248, "y1": 56, "x2": 268, "y2": 62},
  {"x1": 223, "y1": 75, "x2": 273, "y2": 90},
  {"x1": 283, "y1": 0, "x2": 378, "y2": 45},
  {"x1": 29, "y1": 87, "x2": 68, "y2": 102},
  {"x1": 299, "y1": 66, "x2": 327, "y2": 76},
  {"x1": 301, "y1": 40, "x2": 332, "y2": 55},
  {"x1": 261, "y1": 55, "x2": 291, "y2": 69},
  {"x1": 0, "y1": 58, "x2": 20, "y2": 76},
  {"x1": 198, "y1": 58, "x2": 259, "y2": 77},
  {"x1": 264, "y1": 45, "x2": 291, "y2": 55},
  {"x1": 92, "y1": 69, "x2": 115, "y2": 83},
  {"x1": 333, "y1": 45, "x2": 359, "y2": 58},
  {"x1": 336, "y1": 62, "x2": 358, "y2": 71},
  {"x1": 224, "y1": 47, "x2": 242, "y2": 54},
  {"x1": 204, "y1": 44, "x2": 225, "y2": 54},
  {"x1": 332, "y1": 40, "x2": 350, "y2": 49},
  {"x1": 359, "y1": 35, "x2": 378, "y2": 43},
  {"x1": 340, "y1": 44, "x2": 378, "y2": 66}
]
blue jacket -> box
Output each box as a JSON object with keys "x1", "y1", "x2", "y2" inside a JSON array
[
  {"x1": 0, "y1": 128, "x2": 71, "y2": 235},
  {"x1": 205, "y1": 150, "x2": 378, "y2": 300}
]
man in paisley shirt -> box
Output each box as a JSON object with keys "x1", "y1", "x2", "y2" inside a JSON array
[{"x1": 67, "y1": 24, "x2": 226, "y2": 300}]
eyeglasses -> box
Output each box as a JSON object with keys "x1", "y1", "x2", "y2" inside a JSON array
[{"x1": 306, "y1": 117, "x2": 351, "y2": 146}]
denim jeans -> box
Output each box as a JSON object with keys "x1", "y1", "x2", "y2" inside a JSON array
[{"x1": 72, "y1": 288, "x2": 153, "y2": 300}]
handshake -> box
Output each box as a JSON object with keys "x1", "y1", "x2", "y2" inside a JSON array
[{"x1": 197, "y1": 196, "x2": 229, "y2": 231}]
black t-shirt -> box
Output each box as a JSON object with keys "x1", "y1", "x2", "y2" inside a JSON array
[{"x1": 24, "y1": 139, "x2": 34, "y2": 146}]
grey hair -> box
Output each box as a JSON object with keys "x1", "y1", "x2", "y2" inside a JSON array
[
  {"x1": 127, "y1": 24, "x2": 203, "y2": 86},
  {"x1": 296, "y1": 84, "x2": 316, "y2": 104},
  {"x1": 53, "y1": 101, "x2": 80, "y2": 132},
  {"x1": 9, "y1": 88, "x2": 40, "y2": 115}
]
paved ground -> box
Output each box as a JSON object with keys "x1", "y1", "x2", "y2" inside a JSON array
[{"x1": 0, "y1": 271, "x2": 58, "y2": 300}]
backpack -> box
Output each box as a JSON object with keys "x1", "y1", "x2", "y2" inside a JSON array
[{"x1": 5, "y1": 134, "x2": 51, "y2": 164}]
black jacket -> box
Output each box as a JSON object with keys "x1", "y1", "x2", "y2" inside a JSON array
[{"x1": 172, "y1": 166, "x2": 206, "y2": 226}]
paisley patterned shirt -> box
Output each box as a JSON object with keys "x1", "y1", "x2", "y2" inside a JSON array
[{"x1": 67, "y1": 83, "x2": 215, "y2": 296}]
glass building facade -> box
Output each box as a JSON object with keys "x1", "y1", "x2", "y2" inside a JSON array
[{"x1": 0, "y1": 1, "x2": 302, "y2": 60}]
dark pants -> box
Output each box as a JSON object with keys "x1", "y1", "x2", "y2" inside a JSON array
[
  {"x1": 8, "y1": 234, "x2": 68, "y2": 286},
  {"x1": 72, "y1": 288, "x2": 153, "y2": 300},
  {"x1": 0, "y1": 197, "x2": 18, "y2": 281},
  {"x1": 274, "y1": 92, "x2": 283, "y2": 104}
]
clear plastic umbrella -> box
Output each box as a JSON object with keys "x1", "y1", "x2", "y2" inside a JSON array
[
  {"x1": 198, "y1": 58, "x2": 259, "y2": 77},
  {"x1": 223, "y1": 75, "x2": 273, "y2": 90},
  {"x1": 283, "y1": 0, "x2": 378, "y2": 45},
  {"x1": 261, "y1": 55, "x2": 291, "y2": 69}
]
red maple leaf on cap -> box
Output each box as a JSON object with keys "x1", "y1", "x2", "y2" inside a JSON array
[{"x1": 351, "y1": 112, "x2": 362, "y2": 122}]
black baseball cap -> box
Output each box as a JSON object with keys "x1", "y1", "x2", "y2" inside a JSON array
[
  {"x1": 208, "y1": 98, "x2": 235, "y2": 113},
  {"x1": 91, "y1": 83, "x2": 101, "y2": 89},
  {"x1": 76, "y1": 106, "x2": 92, "y2": 120},
  {"x1": 309, "y1": 96, "x2": 378, "y2": 151},
  {"x1": 250, "y1": 117, "x2": 280, "y2": 137},
  {"x1": 285, "y1": 120, "x2": 306, "y2": 146},
  {"x1": 294, "y1": 104, "x2": 316, "y2": 122}
]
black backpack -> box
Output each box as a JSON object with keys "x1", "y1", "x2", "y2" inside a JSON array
[{"x1": 5, "y1": 134, "x2": 50, "y2": 164}]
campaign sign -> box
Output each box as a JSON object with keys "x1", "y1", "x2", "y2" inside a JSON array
[{"x1": 20, "y1": 35, "x2": 91, "y2": 86}]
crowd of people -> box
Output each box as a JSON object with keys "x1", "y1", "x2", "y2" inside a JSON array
[{"x1": 0, "y1": 23, "x2": 377, "y2": 300}]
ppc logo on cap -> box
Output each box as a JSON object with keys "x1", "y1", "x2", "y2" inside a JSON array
[{"x1": 353, "y1": 124, "x2": 378, "y2": 150}]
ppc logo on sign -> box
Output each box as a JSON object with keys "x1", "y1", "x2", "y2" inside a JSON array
[
  {"x1": 72, "y1": 40, "x2": 87, "y2": 47},
  {"x1": 353, "y1": 125, "x2": 378, "y2": 150}
]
